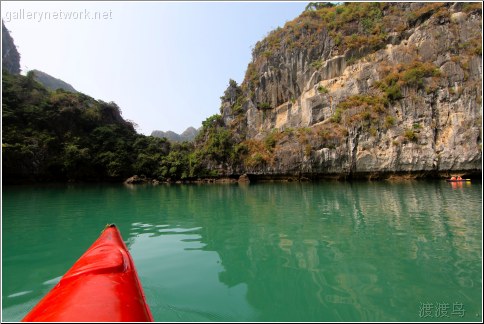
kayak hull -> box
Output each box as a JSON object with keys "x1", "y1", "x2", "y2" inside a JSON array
[
  {"x1": 446, "y1": 179, "x2": 471, "y2": 182},
  {"x1": 22, "y1": 224, "x2": 153, "y2": 322}
]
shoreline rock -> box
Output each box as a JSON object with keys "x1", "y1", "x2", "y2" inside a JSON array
[
  {"x1": 124, "y1": 175, "x2": 150, "y2": 185},
  {"x1": 121, "y1": 169, "x2": 481, "y2": 185},
  {"x1": 238, "y1": 174, "x2": 251, "y2": 184}
]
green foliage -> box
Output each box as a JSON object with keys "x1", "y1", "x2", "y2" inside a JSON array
[
  {"x1": 232, "y1": 97, "x2": 245, "y2": 114},
  {"x1": 221, "y1": 79, "x2": 242, "y2": 102},
  {"x1": 333, "y1": 33, "x2": 342, "y2": 46},
  {"x1": 131, "y1": 136, "x2": 170, "y2": 177},
  {"x1": 384, "y1": 116, "x2": 396, "y2": 128},
  {"x1": 336, "y1": 94, "x2": 386, "y2": 113},
  {"x1": 304, "y1": 144, "x2": 312, "y2": 157},
  {"x1": 283, "y1": 128, "x2": 295, "y2": 136},
  {"x1": 346, "y1": 55, "x2": 360, "y2": 66},
  {"x1": 401, "y1": 62, "x2": 441, "y2": 87},
  {"x1": 404, "y1": 128, "x2": 418, "y2": 142},
  {"x1": 332, "y1": 94, "x2": 388, "y2": 129},
  {"x1": 317, "y1": 85, "x2": 329, "y2": 94},
  {"x1": 242, "y1": 139, "x2": 273, "y2": 169},
  {"x1": 243, "y1": 62, "x2": 259, "y2": 92},
  {"x1": 262, "y1": 50, "x2": 272, "y2": 59},
  {"x1": 157, "y1": 142, "x2": 193, "y2": 179},
  {"x1": 377, "y1": 61, "x2": 441, "y2": 102},
  {"x1": 62, "y1": 143, "x2": 92, "y2": 179},
  {"x1": 315, "y1": 124, "x2": 347, "y2": 149},
  {"x1": 189, "y1": 114, "x2": 239, "y2": 176},
  {"x1": 369, "y1": 126, "x2": 378, "y2": 137},
  {"x1": 458, "y1": 37, "x2": 482, "y2": 56},
  {"x1": 2, "y1": 71, "x2": 172, "y2": 182},
  {"x1": 221, "y1": 79, "x2": 246, "y2": 115},
  {"x1": 344, "y1": 33, "x2": 386, "y2": 55},
  {"x1": 310, "y1": 59, "x2": 323, "y2": 70},
  {"x1": 1, "y1": 85, "x2": 237, "y2": 183},
  {"x1": 366, "y1": 3, "x2": 383, "y2": 29},
  {"x1": 247, "y1": 152, "x2": 265, "y2": 168},
  {"x1": 462, "y1": 2, "x2": 482, "y2": 13},
  {"x1": 258, "y1": 102, "x2": 272, "y2": 110},
  {"x1": 201, "y1": 114, "x2": 223, "y2": 130},
  {"x1": 264, "y1": 130, "x2": 283, "y2": 152},
  {"x1": 204, "y1": 128, "x2": 233, "y2": 162},
  {"x1": 385, "y1": 83, "x2": 403, "y2": 102},
  {"x1": 331, "y1": 108, "x2": 343, "y2": 123},
  {"x1": 408, "y1": 2, "x2": 446, "y2": 26}
]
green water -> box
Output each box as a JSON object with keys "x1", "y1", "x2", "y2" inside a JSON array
[{"x1": 2, "y1": 181, "x2": 482, "y2": 322}]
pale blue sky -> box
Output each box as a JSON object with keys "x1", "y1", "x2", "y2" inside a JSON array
[{"x1": 2, "y1": 1, "x2": 309, "y2": 135}]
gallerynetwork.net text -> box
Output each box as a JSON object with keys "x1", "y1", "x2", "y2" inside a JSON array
[{"x1": 3, "y1": 9, "x2": 113, "y2": 23}]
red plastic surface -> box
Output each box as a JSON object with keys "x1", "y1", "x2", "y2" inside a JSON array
[{"x1": 22, "y1": 225, "x2": 154, "y2": 322}]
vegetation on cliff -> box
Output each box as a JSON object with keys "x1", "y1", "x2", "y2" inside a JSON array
[
  {"x1": 2, "y1": 2, "x2": 482, "y2": 182},
  {"x1": 1, "y1": 71, "x2": 245, "y2": 183},
  {"x1": 204, "y1": 2, "x2": 481, "y2": 177},
  {"x1": 2, "y1": 71, "x2": 196, "y2": 183}
]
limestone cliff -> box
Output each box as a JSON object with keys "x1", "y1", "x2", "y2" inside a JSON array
[
  {"x1": 2, "y1": 22, "x2": 21, "y2": 75},
  {"x1": 217, "y1": 2, "x2": 482, "y2": 179}
]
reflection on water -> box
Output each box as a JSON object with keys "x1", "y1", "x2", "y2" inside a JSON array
[{"x1": 2, "y1": 181, "x2": 482, "y2": 321}]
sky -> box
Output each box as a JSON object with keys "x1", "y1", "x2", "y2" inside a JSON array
[{"x1": 2, "y1": 1, "x2": 309, "y2": 135}]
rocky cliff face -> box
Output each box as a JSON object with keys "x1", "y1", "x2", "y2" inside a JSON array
[
  {"x1": 32, "y1": 70, "x2": 77, "y2": 92},
  {"x1": 2, "y1": 22, "x2": 21, "y2": 75},
  {"x1": 219, "y1": 2, "x2": 482, "y2": 179}
]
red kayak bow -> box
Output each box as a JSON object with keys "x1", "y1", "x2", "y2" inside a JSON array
[{"x1": 22, "y1": 224, "x2": 154, "y2": 322}]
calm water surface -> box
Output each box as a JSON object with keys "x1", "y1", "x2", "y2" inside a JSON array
[{"x1": 2, "y1": 181, "x2": 482, "y2": 321}]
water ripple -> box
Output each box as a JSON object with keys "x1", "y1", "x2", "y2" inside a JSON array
[{"x1": 7, "y1": 291, "x2": 33, "y2": 298}]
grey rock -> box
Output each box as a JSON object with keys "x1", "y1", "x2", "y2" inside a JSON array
[
  {"x1": 221, "y1": 3, "x2": 482, "y2": 178},
  {"x1": 2, "y1": 22, "x2": 21, "y2": 74}
]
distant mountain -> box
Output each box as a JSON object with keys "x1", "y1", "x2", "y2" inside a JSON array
[
  {"x1": 180, "y1": 126, "x2": 199, "y2": 140},
  {"x1": 2, "y1": 22, "x2": 21, "y2": 75},
  {"x1": 151, "y1": 126, "x2": 199, "y2": 142},
  {"x1": 31, "y1": 69, "x2": 77, "y2": 92}
]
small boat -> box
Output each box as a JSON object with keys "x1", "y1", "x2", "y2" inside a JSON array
[
  {"x1": 446, "y1": 178, "x2": 471, "y2": 182},
  {"x1": 22, "y1": 224, "x2": 153, "y2": 322}
]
